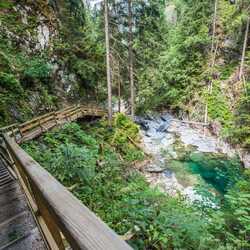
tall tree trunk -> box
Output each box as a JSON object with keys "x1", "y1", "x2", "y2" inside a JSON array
[
  {"x1": 128, "y1": 0, "x2": 135, "y2": 119},
  {"x1": 118, "y1": 62, "x2": 121, "y2": 113},
  {"x1": 239, "y1": 16, "x2": 250, "y2": 84},
  {"x1": 105, "y1": 0, "x2": 112, "y2": 126},
  {"x1": 211, "y1": 0, "x2": 218, "y2": 54},
  {"x1": 204, "y1": 0, "x2": 218, "y2": 132}
]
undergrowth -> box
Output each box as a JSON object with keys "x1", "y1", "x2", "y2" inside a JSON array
[{"x1": 22, "y1": 114, "x2": 250, "y2": 249}]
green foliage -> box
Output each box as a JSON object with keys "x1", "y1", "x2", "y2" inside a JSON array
[
  {"x1": 23, "y1": 59, "x2": 52, "y2": 82},
  {"x1": 48, "y1": 143, "x2": 96, "y2": 185},
  {"x1": 230, "y1": 83, "x2": 250, "y2": 148},
  {"x1": 220, "y1": 0, "x2": 249, "y2": 38},
  {"x1": 102, "y1": 113, "x2": 144, "y2": 162},
  {"x1": 22, "y1": 121, "x2": 216, "y2": 249},
  {"x1": 135, "y1": 0, "x2": 212, "y2": 112},
  {"x1": 205, "y1": 81, "x2": 233, "y2": 132},
  {"x1": 210, "y1": 177, "x2": 250, "y2": 249},
  {"x1": 0, "y1": 0, "x2": 13, "y2": 9},
  {"x1": 22, "y1": 119, "x2": 250, "y2": 249},
  {"x1": 0, "y1": 72, "x2": 22, "y2": 92}
]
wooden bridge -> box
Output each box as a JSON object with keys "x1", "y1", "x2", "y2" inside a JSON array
[{"x1": 0, "y1": 105, "x2": 132, "y2": 250}]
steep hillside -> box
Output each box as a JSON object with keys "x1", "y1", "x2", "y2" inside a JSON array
[
  {"x1": 0, "y1": 0, "x2": 105, "y2": 126},
  {"x1": 0, "y1": 0, "x2": 249, "y2": 151},
  {"x1": 132, "y1": 0, "x2": 250, "y2": 150}
]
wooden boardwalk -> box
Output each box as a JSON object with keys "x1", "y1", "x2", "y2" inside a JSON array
[
  {"x1": 0, "y1": 105, "x2": 132, "y2": 250},
  {"x1": 0, "y1": 159, "x2": 47, "y2": 250}
]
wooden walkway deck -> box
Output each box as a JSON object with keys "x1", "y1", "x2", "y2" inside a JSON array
[{"x1": 0, "y1": 159, "x2": 47, "y2": 250}]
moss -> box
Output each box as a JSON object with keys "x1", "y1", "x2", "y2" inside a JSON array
[
  {"x1": 218, "y1": 62, "x2": 238, "y2": 80},
  {"x1": 0, "y1": 1, "x2": 13, "y2": 9}
]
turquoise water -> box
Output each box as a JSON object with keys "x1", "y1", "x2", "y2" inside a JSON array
[{"x1": 184, "y1": 152, "x2": 243, "y2": 193}]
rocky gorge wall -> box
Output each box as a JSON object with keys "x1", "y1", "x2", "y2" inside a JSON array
[{"x1": 0, "y1": 0, "x2": 104, "y2": 126}]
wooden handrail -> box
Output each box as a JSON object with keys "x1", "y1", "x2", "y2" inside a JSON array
[
  {"x1": 0, "y1": 123, "x2": 18, "y2": 133},
  {"x1": 9, "y1": 105, "x2": 106, "y2": 143},
  {"x1": 4, "y1": 134, "x2": 131, "y2": 250},
  {"x1": 0, "y1": 105, "x2": 132, "y2": 249}
]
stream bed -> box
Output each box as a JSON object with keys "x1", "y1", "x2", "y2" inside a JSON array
[{"x1": 136, "y1": 113, "x2": 243, "y2": 206}]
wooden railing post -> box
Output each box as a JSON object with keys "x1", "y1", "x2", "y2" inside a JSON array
[
  {"x1": 39, "y1": 118, "x2": 44, "y2": 133},
  {"x1": 53, "y1": 112, "x2": 58, "y2": 126},
  {"x1": 29, "y1": 179, "x2": 65, "y2": 250}
]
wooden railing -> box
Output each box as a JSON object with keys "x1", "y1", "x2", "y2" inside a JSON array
[{"x1": 0, "y1": 105, "x2": 132, "y2": 250}]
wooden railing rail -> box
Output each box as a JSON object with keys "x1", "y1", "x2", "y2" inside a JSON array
[
  {"x1": 6, "y1": 105, "x2": 106, "y2": 143},
  {"x1": 0, "y1": 105, "x2": 131, "y2": 250}
]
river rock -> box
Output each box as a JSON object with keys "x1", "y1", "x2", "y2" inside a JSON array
[
  {"x1": 145, "y1": 162, "x2": 167, "y2": 173},
  {"x1": 210, "y1": 120, "x2": 222, "y2": 137},
  {"x1": 157, "y1": 122, "x2": 170, "y2": 132},
  {"x1": 134, "y1": 117, "x2": 149, "y2": 130},
  {"x1": 240, "y1": 151, "x2": 250, "y2": 169}
]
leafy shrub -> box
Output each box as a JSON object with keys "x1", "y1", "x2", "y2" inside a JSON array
[
  {"x1": 22, "y1": 121, "x2": 216, "y2": 249},
  {"x1": 230, "y1": 83, "x2": 250, "y2": 148},
  {"x1": 110, "y1": 114, "x2": 143, "y2": 161},
  {"x1": 205, "y1": 81, "x2": 234, "y2": 132},
  {"x1": 48, "y1": 143, "x2": 96, "y2": 185},
  {"x1": 0, "y1": 1, "x2": 13, "y2": 9},
  {"x1": 0, "y1": 72, "x2": 22, "y2": 92},
  {"x1": 23, "y1": 58, "x2": 52, "y2": 82}
]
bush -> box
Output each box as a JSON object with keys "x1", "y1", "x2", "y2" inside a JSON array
[
  {"x1": 22, "y1": 121, "x2": 216, "y2": 249},
  {"x1": 230, "y1": 83, "x2": 250, "y2": 148},
  {"x1": 23, "y1": 58, "x2": 52, "y2": 82},
  {"x1": 0, "y1": 72, "x2": 22, "y2": 92}
]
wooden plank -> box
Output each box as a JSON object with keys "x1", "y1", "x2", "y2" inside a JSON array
[
  {"x1": 0, "y1": 192, "x2": 28, "y2": 224},
  {"x1": 39, "y1": 115, "x2": 55, "y2": 126},
  {"x1": 20, "y1": 120, "x2": 56, "y2": 143},
  {"x1": 30, "y1": 180, "x2": 64, "y2": 250},
  {"x1": 20, "y1": 117, "x2": 55, "y2": 134},
  {"x1": 19, "y1": 112, "x2": 54, "y2": 129},
  {"x1": 4, "y1": 134, "x2": 132, "y2": 250},
  {"x1": 0, "y1": 124, "x2": 18, "y2": 133},
  {"x1": 55, "y1": 106, "x2": 78, "y2": 119},
  {"x1": 19, "y1": 121, "x2": 41, "y2": 134},
  {"x1": 55, "y1": 105, "x2": 76, "y2": 115},
  {"x1": 0, "y1": 181, "x2": 19, "y2": 194},
  {"x1": 0, "y1": 227, "x2": 47, "y2": 250},
  {"x1": 65, "y1": 108, "x2": 81, "y2": 118},
  {"x1": 0, "y1": 210, "x2": 36, "y2": 247}
]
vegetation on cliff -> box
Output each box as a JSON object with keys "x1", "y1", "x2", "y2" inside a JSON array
[
  {"x1": 1, "y1": 0, "x2": 249, "y2": 147},
  {"x1": 0, "y1": 0, "x2": 106, "y2": 126}
]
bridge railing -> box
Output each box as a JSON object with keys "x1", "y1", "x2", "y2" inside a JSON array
[
  {"x1": 0, "y1": 105, "x2": 131, "y2": 250},
  {"x1": 2, "y1": 105, "x2": 106, "y2": 143}
]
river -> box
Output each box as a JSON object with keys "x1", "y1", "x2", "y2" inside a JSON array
[{"x1": 135, "y1": 113, "x2": 243, "y2": 207}]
